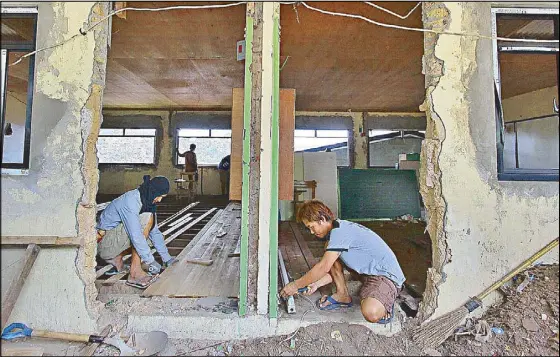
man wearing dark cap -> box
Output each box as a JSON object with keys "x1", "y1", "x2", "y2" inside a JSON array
[{"x1": 96, "y1": 175, "x2": 175, "y2": 289}]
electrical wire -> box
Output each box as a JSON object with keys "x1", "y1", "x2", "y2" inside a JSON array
[
  {"x1": 301, "y1": 2, "x2": 559, "y2": 44},
  {"x1": 8, "y1": 1, "x2": 558, "y2": 68},
  {"x1": 9, "y1": 2, "x2": 247, "y2": 67},
  {"x1": 365, "y1": 2, "x2": 421, "y2": 20}
]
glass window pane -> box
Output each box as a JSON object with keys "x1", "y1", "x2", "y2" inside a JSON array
[
  {"x1": 2, "y1": 51, "x2": 30, "y2": 165},
  {"x1": 125, "y1": 128, "x2": 156, "y2": 136},
  {"x1": 211, "y1": 129, "x2": 231, "y2": 137},
  {"x1": 97, "y1": 137, "x2": 155, "y2": 164},
  {"x1": 294, "y1": 129, "x2": 315, "y2": 137},
  {"x1": 497, "y1": 15, "x2": 557, "y2": 41},
  {"x1": 178, "y1": 129, "x2": 209, "y2": 137},
  {"x1": 1, "y1": 16, "x2": 36, "y2": 47},
  {"x1": 99, "y1": 128, "x2": 124, "y2": 136},
  {"x1": 316, "y1": 129, "x2": 348, "y2": 138},
  {"x1": 177, "y1": 137, "x2": 231, "y2": 165},
  {"x1": 294, "y1": 137, "x2": 349, "y2": 166},
  {"x1": 368, "y1": 137, "x2": 423, "y2": 167}
]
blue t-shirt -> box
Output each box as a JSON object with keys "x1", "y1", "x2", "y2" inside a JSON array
[
  {"x1": 218, "y1": 155, "x2": 230, "y2": 171},
  {"x1": 326, "y1": 220, "x2": 406, "y2": 287}
]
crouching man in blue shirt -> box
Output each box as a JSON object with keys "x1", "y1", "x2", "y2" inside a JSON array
[
  {"x1": 96, "y1": 175, "x2": 175, "y2": 289},
  {"x1": 280, "y1": 199, "x2": 405, "y2": 324}
]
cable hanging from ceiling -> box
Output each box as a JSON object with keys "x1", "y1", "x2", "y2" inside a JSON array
[{"x1": 8, "y1": 1, "x2": 559, "y2": 68}]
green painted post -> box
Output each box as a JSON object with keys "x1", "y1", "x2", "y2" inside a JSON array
[
  {"x1": 239, "y1": 13, "x2": 253, "y2": 317},
  {"x1": 268, "y1": 6, "x2": 280, "y2": 319}
]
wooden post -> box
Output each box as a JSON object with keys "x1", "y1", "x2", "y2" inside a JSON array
[{"x1": 1, "y1": 244, "x2": 41, "y2": 329}]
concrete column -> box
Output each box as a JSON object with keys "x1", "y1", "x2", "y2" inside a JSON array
[
  {"x1": 256, "y1": 2, "x2": 279, "y2": 315},
  {"x1": 352, "y1": 112, "x2": 368, "y2": 169}
]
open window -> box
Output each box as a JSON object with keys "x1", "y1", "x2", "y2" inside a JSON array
[
  {"x1": 176, "y1": 128, "x2": 232, "y2": 166},
  {"x1": 294, "y1": 129, "x2": 350, "y2": 167},
  {"x1": 97, "y1": 128, "x2": 157, "y2": 165},
  {"x1": 492, "y1": 8, "x2": 559, "y2": 181},
  {"x1": 1, "y1": 9, "x2": 37, "y2": 173},
  {"x1": 368, "y1": 129, "x2": 425, "y2": 168}
]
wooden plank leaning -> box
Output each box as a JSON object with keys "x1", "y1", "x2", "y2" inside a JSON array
[{"x1": 1, "y1": 244, "x2": 41, "y2": 329}]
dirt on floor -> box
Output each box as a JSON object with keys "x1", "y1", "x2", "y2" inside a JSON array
[
  {"x1": 3, "y1": 266, "x2": 557, "y2": 356},
  {"x1": 228, "y1": 264, "x2": 560, "y2": 356}
]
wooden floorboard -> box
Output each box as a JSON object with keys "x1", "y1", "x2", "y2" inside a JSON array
[{"x1": 143, "y1": 202, "x2": 241, "y2": 298}]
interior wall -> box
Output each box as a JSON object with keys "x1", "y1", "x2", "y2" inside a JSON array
[
  {"x1": 98, "y1": 110, "x2": 224, "y2": 197},
  {"x1": 2, "y1": 95, "x2": 27, "y2": 163},
  {"x1": 419, "y1": 2, "x2": 559, "y2": 320},
  {"x1": 1, "y1": 2, "x2": 109, "y2": 333}
]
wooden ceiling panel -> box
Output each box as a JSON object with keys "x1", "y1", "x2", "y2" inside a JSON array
[
  {"x1": 279, "y1": 2, "x2": 425, "y2": 111},
  {"x1": 103, "y1": 2, "x2": 426, "y2": 111}
]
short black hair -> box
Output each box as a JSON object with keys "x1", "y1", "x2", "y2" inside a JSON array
[{"x1": 190, "y1": 144, "x2": 196, "y2": 150}]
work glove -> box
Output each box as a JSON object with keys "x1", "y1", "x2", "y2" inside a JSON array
[
  {"x1": 142, "y1": 260, "x2": 161, "y2": 275},
  {"x1": 163, "y1": 257, "x2": 177, "y2": 269}
]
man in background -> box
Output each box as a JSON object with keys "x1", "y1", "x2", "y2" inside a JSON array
[
  {"x1": 178, "y1": 143, "x2": 198, "y2": 199},
  {"x1": 218, "y1": 154, "x2": 230, "y2": 196}
]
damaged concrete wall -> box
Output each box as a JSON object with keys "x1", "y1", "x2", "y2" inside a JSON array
[
  {"x1": 0, "y1": 2, "x2": 109, "y2": 333},
  {"x1": 97, "y1": 110, "x2": 224, "y2": 197},
  {"x1": 419, "y1": 2, "x2": 559, "y2": 320}
]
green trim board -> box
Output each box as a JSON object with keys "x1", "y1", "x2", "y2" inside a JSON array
[
  {"x1": 268, "y1": 8, "x2": 280, "y2": 319},
  {"x1": 239, "y1": 14, "x2": 253, "y2": 317},
  {"x1": 338, "y1": 168, "x2": 421, "y2": 219}
]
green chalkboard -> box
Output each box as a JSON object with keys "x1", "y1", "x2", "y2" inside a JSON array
[{"x1": 338, "y1": 168, "x2": 421, "y2": 219}]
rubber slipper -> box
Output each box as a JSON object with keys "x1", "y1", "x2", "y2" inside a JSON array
[
  {"x1": 317, "y1": 295, "x2": 353, "y2": 311},
  {"x1": 105, "y1": 264, "x2": 130, "y2": 276},
  {"x1": 125, "y1": 274, "x2": 159, "y2": 289},
  {"x1": 377, "y1": 302, "x2": 395, "y2": 324}
]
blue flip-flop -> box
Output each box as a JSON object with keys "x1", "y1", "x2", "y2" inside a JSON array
[
  {"x1": 105, "y1": 264, "x2": 130, "y2": 276},
  {"x1": 377, "y1": 302, "x2": 395, "y2": 324},
  {"x1": 317, "y1": 295, "x2": 353, "y2": 311}
]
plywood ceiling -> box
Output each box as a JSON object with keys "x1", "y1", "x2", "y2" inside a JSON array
[
  {"x1": 104, "y1": 1, "x2": 426, "y2": 111},
  {"x1": 103, "y1": 2, "x2": 557, "y2": 111}
]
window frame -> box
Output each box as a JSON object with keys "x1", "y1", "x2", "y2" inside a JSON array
[
  {"x1": 492, "y1": 7, "x2": 559, "y2": 181},
  {"x1": 293, "y1": 128, "x2": 350, "y2": 167},
  {"x1": 97, "y1": 127, "x2": 157, "y2": 166},
  {"x1": 367, "y1": 129, "x2": 425, "y2": 168},
  {"x1": 1, "y1": 9, "x2": 38, "y2": 174},
  {"x1": 175, "y1": 128, "x2": 232, "y2": 167}
]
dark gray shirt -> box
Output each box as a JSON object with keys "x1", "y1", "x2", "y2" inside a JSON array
[{"x1": 326, "y1": 220, "x2": 406, "y2": 287}]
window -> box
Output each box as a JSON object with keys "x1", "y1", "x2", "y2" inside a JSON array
[
  {"x1": 492, "y1": 8, "x2": 559, "y2": 181},
  {"x1": 1, "y1": 9, "x2": 37, "y2": 171},
  {"x1": 176, "y1": 128, "x2": 231, "y2": 166},
  {"x1": 294, "y1": 129, "x2": 349, "y2": 167},
  {"x1": 368, "y1": 129, "x2": 424, "y2": 168},
  {"x1": 97, "y1": 128, "x2": 157, "y2": 164}
]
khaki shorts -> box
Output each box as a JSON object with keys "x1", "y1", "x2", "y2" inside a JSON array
[
  {"x1": 97, "y1": 212, "x2": 153, "y2": 261},
  {"x1": 359, "y1": 275, "x2": 400, "y2": 314}
]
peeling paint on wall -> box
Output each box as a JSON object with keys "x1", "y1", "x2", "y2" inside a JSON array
[{"x1": 419, "y1": 2, "x2": 559, "y2": 321}]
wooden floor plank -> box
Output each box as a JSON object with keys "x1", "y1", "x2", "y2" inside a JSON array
[{"x1": 144, "y1": 202, "x2": 241, "y2": 298}]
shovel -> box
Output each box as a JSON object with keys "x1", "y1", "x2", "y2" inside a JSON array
[{"x1": 2, "y1": 323, "x2": 168, "y2": 356}]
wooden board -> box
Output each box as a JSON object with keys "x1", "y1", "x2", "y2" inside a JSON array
[
  {"x1": 230, "y1": 88, "x2": 296, "y2": 200},
  {"x1": 230, "y1": 88, "x2": 244, "y2": 201},
  {"x1": 279, "y1": 89, "x2": 295, "y2": 200},
  {"x1": 143, "y1": 202, "x2": 241, "y2": 298},
  {"x1": 288, "y1": 221, "x2": 319, "y2": 268},
  {"x1": 1, "y1": 237, "x2": 82, "y2": 246},
  {"x1": 1, "y1": 244, "x2": 41, "y2": 329}
]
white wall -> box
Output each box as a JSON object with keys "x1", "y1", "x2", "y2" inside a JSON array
[{"x1": 369, "y1": 137, "x2": 422, "y2": 167}]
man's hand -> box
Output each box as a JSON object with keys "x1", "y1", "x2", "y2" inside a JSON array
[
  {"x1": 302, "y1": 283, "x2": 318, "y2": 296},
  {"x1": 280, "y1": 281, "x2": 298, "y2": 298}
]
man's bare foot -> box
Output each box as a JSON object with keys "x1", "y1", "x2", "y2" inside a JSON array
[
  {"x1": 318, "y1": 292, "x2": 352, "y2": 308},
  {"x1": 106, "y1": 256, "x2": 125, "y2": 271},
  {"x1": 127, "y1": 274, "x2": 153, "y2": 286}
]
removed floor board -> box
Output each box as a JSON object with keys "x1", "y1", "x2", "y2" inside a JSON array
[{"x1": 143, "y1": 202, "x2": 241, "y2": 298}]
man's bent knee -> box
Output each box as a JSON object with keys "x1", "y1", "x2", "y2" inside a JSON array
[{"x1": 361, "y1": 298, "x2": 386, "y2": 323}]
